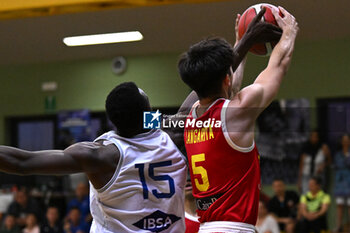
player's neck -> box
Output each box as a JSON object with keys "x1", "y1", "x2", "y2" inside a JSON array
[
  {"x1": 199, "y1": 93, "x2": 226, "y2": 106},
  {"x1": 197, "y1": 91, "x2": 227, "y2": 117},
  {"x1": 185, "y1": 198, "x2": 197, "y2": 216},
  {"x1": 196, "y1": 97, "x2": 220, "y2": 117}
]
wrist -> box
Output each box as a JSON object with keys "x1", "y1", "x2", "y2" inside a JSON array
[
  {"x1": 235, "y1": 35, "x2": 253, "y2": 58},
  {"x1": 240, "y1": 32, "x2": 254, "y2": 48},
  {"x1": 283, "y1": 27, "x2": 298, "y2": 38}
]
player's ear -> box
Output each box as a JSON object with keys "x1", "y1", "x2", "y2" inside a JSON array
[{"x1": 223, "y1": 74, "x2": 231, "y2": 87}]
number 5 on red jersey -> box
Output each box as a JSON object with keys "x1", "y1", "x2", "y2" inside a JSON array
[{"x1": 191, "y1": 153, "x2": 210, "y2": 191}]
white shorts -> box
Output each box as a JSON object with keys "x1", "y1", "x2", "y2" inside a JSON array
[
  {"x1": 336, "y1": 196, "x2": 350, "y2": 206},
  {"x1": 199, "y1": 221, "x2": 256, "y2": 233}
]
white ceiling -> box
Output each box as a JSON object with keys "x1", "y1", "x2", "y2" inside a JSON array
[{"x1": 0, "y1": 0, "x2": 349, "y2": 65}]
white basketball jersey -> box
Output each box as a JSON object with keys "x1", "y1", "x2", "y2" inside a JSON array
[{"x1": 89, "y1": 129, "x2": 187, "y2": 233}]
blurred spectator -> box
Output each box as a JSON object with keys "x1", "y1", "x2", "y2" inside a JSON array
[
  {"x1": 298, "y1": 176, "x2": 330, "y2": 233},
  {"x1": 184, "y1": 181, "x2": 199, "y2": 233},
  {"x1": 0, "y1": 191, "x2": 14, "y2": 224},
  {"x1": 256, "y1": 201, "x2": 280, "y2": 233},
  {"x1": 268, "y1": 179, "x2": 299, "y2": 233},
  {"x1": 22, "y1": 214, "x2": 39, "y2": 233},
  {"x1": 41, "y1": 207, "x2": 63, "y2": 233},
  {"x1": 68, "y1": 176, "x2": 88, "y2": 195},
  {"x1": 63, "y1": 208, "x2": 88, "y2": 233},
  {"x1": 333, "y1": 133, "x2": 350, "y2": 232},
  {"x1": 7, "y1": 189, "x2": 41, "y2": 228},
  {"x1": 298, "y1": 130, "x2": 331, "y2": 194},
  {"x1": 0, "y1": 215, "x2": 21, "y2": 233},
  {"x1": 66, "y1": 183, "x2": 91, "y2": 225}
]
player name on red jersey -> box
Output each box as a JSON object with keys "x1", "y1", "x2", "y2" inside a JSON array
[
  {"x1": 185, "y1": 126, "x2": 215, "y2": 144},
  {"x1": 163, "y1": 118, "x2": 221, "y2": 129}
]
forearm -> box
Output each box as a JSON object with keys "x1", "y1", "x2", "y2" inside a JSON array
[
  {"x1": 231, "y1": 56, "x2": 247, "y2": 97},
  {"x1": 268, "y1": 28, "x2": 297, "y2": 73},
  {"x1": 0, "y1": 146, "x2": 79, "y2": 175},
  {"x1": 315, "y1": 204, "x2": 329, "y2": 217},
  {"x1": 300, "y1": 204, "x2": 308, "y2": 218},
  {"x1": 177, "y1": 91, "x2": 198, "y2": 115},
  {"x1": 163, "y1": 91, "x2": 198, "y2": 149},
  {"x1": 254, "y1": 28, "x2": 297, "y2": 89},
  {"x1": 0, "y1": 146, "x2": 33, "y2": 174},
  {"x1": 232, "y1": 35, "x2": 253, "y2": 72}
]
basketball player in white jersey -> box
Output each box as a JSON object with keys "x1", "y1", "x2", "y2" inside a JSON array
[{"x1": 0, "y1": 9, "x2": 281, "y2": 232}]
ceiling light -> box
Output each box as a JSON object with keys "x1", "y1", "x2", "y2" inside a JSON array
[{"x1": 63, "y1": 31, "x2": 143, "y2": 47}]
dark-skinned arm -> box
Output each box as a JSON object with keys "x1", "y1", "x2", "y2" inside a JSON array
[
  {"x1": 162, "y1": 91, "x2": 198, "y2": 150},
  {"x1": 0, "y1": 142, "x2": 116, "y2": 176}
]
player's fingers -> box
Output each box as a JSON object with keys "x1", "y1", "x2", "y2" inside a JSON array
[
  {"x1": 269, "y1": 30, "x2": 282, "y2": 40},
  {"x1": 252, "y1": 7, "x2": 266, "y2": 24},
  {"x1": 265, "y1": 27, "x2": 282, "y2": 38},
  {"x1": 235, "y1": 14, "x2": 241, "y2": 28},
  {"x1": 272, "y1": 7, "x2": 283, "y2": 26},
  {"x1": 278, "y1": 6, "x2": 292, "y2": 17},
  {"x1": 263, "y1": 23, "x2": 282, "y2": 32},
  {"x1": 263, "y1": 31, "x2": 282, "y2": 43},
  {"x1": 259, "y1": 22, "x2": 283, "y2": 36}
]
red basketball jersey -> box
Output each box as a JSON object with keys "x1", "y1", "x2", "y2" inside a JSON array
[
  {"x1": 185, "y1": 212, "x2": 200, "y2": 233},
  {"x1": 184, "y1": 98, "x2": 260, "y2": 225}
]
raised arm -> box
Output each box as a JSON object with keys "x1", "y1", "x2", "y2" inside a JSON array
[
  {"x1": 162, "y1": 91, "x2": 198, "y2": 151},
  {"x1": 0, "y1": 146, "x2": 75, "y2": 175},
  {"x1": 0, "y1": 142, "x2": 118, "y2": 176},
  {"x1": 230, "y1": 14, "x2": 247, "y2": 98},
  {"x1": 237, "y1": 6, "x2": 298, "y2": 112}
]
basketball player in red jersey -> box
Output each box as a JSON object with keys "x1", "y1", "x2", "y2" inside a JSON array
[{"x1": 178, "y1": 6, "x2": 298, "y2": 233}]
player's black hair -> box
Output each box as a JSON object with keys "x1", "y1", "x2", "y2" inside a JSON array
[
  {"x1": 178, "y1": 37, "x2": 234, "y2": 99},
  {"x1": 105, "y1": 82, "x2": 151, "y2": 138}
]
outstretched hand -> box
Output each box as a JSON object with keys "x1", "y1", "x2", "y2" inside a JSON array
[{"x1": 245, "y1": 7, "x2": 282, "y2": 44}]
